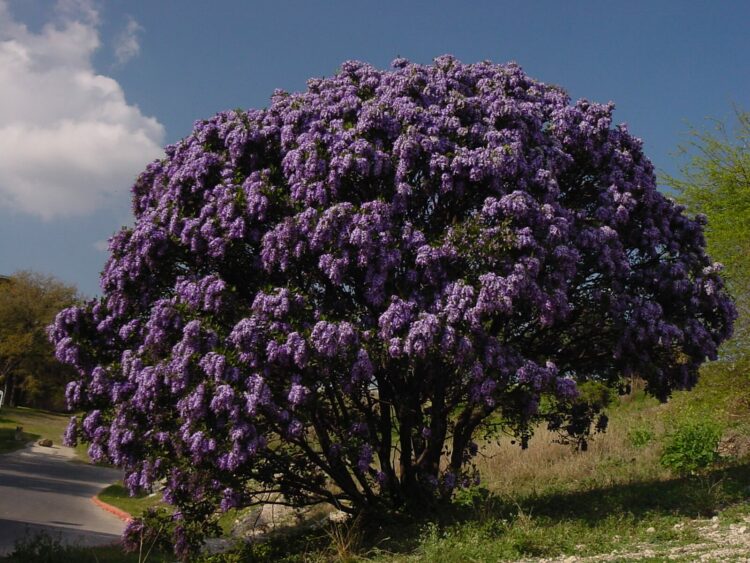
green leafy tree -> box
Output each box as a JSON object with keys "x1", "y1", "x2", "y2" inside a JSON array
[
  {"x1": 0, "y1": 271, "x2": 79, "y2": 409},
  {"x1": 666, "y1": 109, "x2": 750, "y2": 356}
]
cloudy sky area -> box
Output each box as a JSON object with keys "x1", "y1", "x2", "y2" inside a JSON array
[{"x1": 0, "y1": 0, "x2": 749, "y2": 296}]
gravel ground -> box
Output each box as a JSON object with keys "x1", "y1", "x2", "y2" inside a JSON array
[{"x1": 522, "y1": 515, "x2": 750, "y2": 562}]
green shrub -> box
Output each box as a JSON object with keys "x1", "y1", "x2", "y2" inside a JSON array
[
  {"x1": 660, "y1": 419, "x2": 722, "y2": 475},
  {"x1": 627, "y1": 424, "x2": 655, "y2": 448},
  {"x1": 4, "y1": 533, "x2": 143, "y2": 563},
  {"x1": 452, "y1": 485, "x2": 491, "y2": 510}
]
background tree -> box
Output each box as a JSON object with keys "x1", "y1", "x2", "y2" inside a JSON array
[
  {"x1": 0, "y1": 271, "x2": 79, "y2": 410},
  {"x1": 49, "y1": 57, "x2": 735, "y2": 558},
  {"x1": 666, "y1": 109, "x2": 750, "y2": 357}
]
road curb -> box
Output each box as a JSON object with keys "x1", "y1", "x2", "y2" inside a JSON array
[{"x1": 91, "y1": 495, "x2": 132, "y2": 522}]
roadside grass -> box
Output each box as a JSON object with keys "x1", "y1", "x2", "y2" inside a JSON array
[
  {"x1": 96, "y1": 482, "x2": 240, "y2": 536},
  {"x1": 0, "y1": 405, "x2": 92, "y2": 461},
  {"x1": 98, "y1": 483, "x2": 164, "y2": 518},
  {"x1": 0, "y1": 406, "x2": 69, "y2": 454}
]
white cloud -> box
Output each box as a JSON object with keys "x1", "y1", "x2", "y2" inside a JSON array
[
  {"x1": 55, "y1": 0, "x2": 99, "y2": 26},
  {"x1": 114, "y1": 15, "x2": 142, "y2": 65},
  {"x1": 0, "y1": 1, "x2": 164, "y2": 219}
]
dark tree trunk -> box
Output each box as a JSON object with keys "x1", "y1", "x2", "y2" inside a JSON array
[{"x1": 5, "y1": 373, "x2": 15, "y2": 407}]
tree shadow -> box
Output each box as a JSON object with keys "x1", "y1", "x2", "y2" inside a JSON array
[
  {"x1": 514, "y1": 465, "x2": 748, "y2": 523},
  {"x1": 0, "y1": 428, "x2": 40, "y2": 454},
  {"x1": 4, "y1": 407, "x2": 62, "y2": 422},
  {"x1": 358, "y1": 461, "x2": 750, "y2": 556}
]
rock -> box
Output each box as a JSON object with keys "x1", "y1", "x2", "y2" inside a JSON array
[
  {"x1": 231, "y1": 506, "x2": 265, "y2": 538},
  {"x1": 230, "y1": 497, "x2": 333, "y2": 541},
  {"x1": 646, "y1": 526, "x2": 656, "y2": 533},
  {"x1": 37, "y1": 438, "x2": 53, "y2": 447}
]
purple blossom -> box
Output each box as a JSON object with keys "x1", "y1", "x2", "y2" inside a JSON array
[
  {"x1": 245, "y1": 374, "x2": 272, "y2": 415},
  {"x1": 357, "y1": 444, "x2": 373, "y2": 473},
  {"x1": 555, "y1": 378, "x2": 579, "y2": 400},
  {"x1": 350, "y1": 348, "x2": 374, "y2": 384},
  {"x1": 210, "y1": 384, "x2": 236, "y2": 414},
  {"x1": 175, "y1": 275, "x2": 227, "y2": 312},
  {"x1": 378, "y1": 297, "x2": 416, "y2": 339},
  {"x1": 287, "y1": 376, "x2": 310, "y2": 407},
  {"x1": 287, "y1": 419, "x2": 304, "y2": 438},
  {"x1": 63, "y1": 416, "x2": 78, "y2": 447},
  {"x1": 311, "y1": 321, "x2": 358, "y2": 357}
]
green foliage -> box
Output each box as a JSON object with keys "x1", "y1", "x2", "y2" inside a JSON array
[
  {"x1": 628, "y1": 424, "x2": 656, "y2": 448},
  {"x1": 452, "y1": 485, "x2": 491, "y2": 510},
  {"x1": 0, "y1": 271, "x2": 79, "y2": 410},
  {"x1": 5, "y1": 533, "x2": 89, "y2": 563},
  {"x1": 660, "y1": 419, "x2": 723, "y2": 476},
  {"x1": 1, "y1": 532, "x2": 170, "y2": 563},
  {"x1": 666, "y1": 109, "x2": 750, "y2": 355},
  {"x1": 576, "y1": 380, "x2": 614, "y2": 410}
]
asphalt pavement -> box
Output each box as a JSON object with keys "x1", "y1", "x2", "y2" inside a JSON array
[{"x1": 0, "y1": 442, "x2": 125, "y2": 556}]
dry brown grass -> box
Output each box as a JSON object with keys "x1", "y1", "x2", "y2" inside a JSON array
[{"x1": 475, "y1": 397, "x2": 673, "y2": 500}]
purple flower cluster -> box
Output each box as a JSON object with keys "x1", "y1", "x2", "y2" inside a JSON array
[{"x1": 49, "y1": 56, "x2": 734, "y2": 551}]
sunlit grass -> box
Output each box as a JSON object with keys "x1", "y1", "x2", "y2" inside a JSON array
[{"x1": 0, "y1": 406, "x2": 69, "y2": 453}]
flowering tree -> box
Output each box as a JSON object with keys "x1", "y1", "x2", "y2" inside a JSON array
[{"x1": 50, "y1": 57, "x2": 734, "y2": 554}]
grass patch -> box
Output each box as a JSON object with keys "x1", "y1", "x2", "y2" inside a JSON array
[
  {"x1": 0, "y1": 405, "x2": 93, "y2": 461},
  {"x1": 0, "y1": 406, "x2": 69, "y2": 454},
  {"x1": 96, "y1": 483, "x2": 242, "y2": 539},
  {"x1": 98, "y1": 483, "x2": 163, "y2": 518}
]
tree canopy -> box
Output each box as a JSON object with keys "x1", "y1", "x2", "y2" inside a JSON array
[
  {"x1": 49, "y1": 57, "x2": 735, "y2": 558},
  {"x1": 666, "y1": 109, "x2": 750, "y2": 356},
  {"x1": 0, "y1": 271, "x2": 78, "y2": 410}
]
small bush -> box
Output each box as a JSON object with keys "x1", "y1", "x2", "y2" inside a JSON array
[
  {"x1": 627, "y1": 424, "x2": 655, "y2": 448},
  {"x1": 660, "y1": 419, "x2": 722, "y2": 475},
  {"x1": 7, "y1": 533, "x2": 70, "y2": 563},
  {"x1": 6, "y1": 533, "x2": 113, "y2": 563},
  {"x1": 452, "y1": 485, "x2": 491, "y2": 510}
]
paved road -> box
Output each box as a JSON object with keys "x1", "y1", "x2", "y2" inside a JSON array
[{"x1": 0, "y1": 442, "x2": 125, "y2": 555}]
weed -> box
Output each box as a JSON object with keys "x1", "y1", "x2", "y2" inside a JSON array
[
  {"x1": 325, "y1": 516, "x2": 363, "y2": 561},
  {"x1": 661, "y1": 419, "x2": 723, "y2": 476},
  {"x1": 628, "y1": 423, "x2": 656, "y2": 448}
]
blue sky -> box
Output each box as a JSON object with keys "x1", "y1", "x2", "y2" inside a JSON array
[{"x1": 1, "y1": 0, "x2": 748, "y2": 296}]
